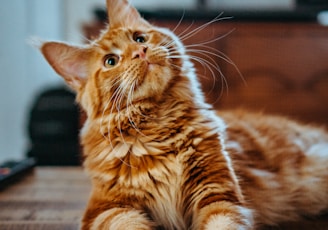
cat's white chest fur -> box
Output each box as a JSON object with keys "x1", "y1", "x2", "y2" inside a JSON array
[
  {"x1": 88, "y1": 135, "x2": 187, "y2": 229},
  {"x1": 148, "y1": 166, "x2": 186, "y2": 230},
  {"x1": 125, "y1": 139, "x2": 186, "y2": 229}
]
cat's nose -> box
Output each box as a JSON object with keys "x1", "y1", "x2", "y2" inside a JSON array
[{"x1": 132, "y1": 45, "x2": 148, "y2": 59}]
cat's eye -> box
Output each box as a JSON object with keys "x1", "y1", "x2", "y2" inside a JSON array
[
  {"x1": 104, "y1": 54, "x2": 119, "y2": 68},
  {"x1": 133, "y1": 32, "x2": 147, "y2": 43}
]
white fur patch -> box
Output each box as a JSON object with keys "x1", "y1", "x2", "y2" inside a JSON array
[
  {"x1": 91, "y1": 208, "x2": 152, "y2": 230},
  {"x1": 205, "y1": 206, "x2": 253, "y2": 230},
  {"x1": 206, "y1": 214, "x2": 237, "y2": 230},
  {"x1": 205, "y1": 214, "x2": 251, "y2": 230}
]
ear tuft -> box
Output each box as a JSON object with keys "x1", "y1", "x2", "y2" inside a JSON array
[
  {"x1": 27, "y1": 36, "x2": 44, "y2": 49},
  {"x1": 106, "y1": 0, "x2": 149, "y2": 28},
  {"x1": 40, "y1": 42, "x2": 90, "y2": 91}
]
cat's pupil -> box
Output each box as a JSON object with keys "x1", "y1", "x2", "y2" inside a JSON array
[
  {"x1": 135, "y1": 36, "x2": 145, "y2": 43},
  {"x1": 104, "y1": 54, "x2": 119, "y2": 68},
  {"x1": 133, "y1": 32, "x2": 147, "y2": 43},
  {"x1": 107, "y1": 58, "x2": 116, "y2": 66}
]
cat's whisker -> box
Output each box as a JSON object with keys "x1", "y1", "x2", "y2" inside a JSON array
[
  {"x1": 105, "y1": 85, "x2": 124, "y2": 150},
  {"x1": 117, "y1": 156, "x2": 137, "y2": 168},
  {"x1": 184, "y1": 43, "x2": 244, "y2": 80},
  {"x1": 122, "y1": 79, "x2": 171, "y2": 133},
  {"x1": 160, "y1": 35, "x2": 182, "y2": 51},
  {"x1": 178, "y1": 13, "x2": 232, "y2": 43},
  {"x1": 100, "y1": 98, "x2": 112, "y2": 141},
  {"x1": 166, "y1": 48, "x2": 181, "y2": 55},
  {"x1": 171, "y1": 10, "x2": 186, "y2": 34},
  {"x1": 126, "y1": 83, "x2": 149, "y2": 139},
  {"x1": 106, "y1": 77, "x2": 127, "y2": 137},
  {"x1": 170, "y1": 63, "x2": 184, "y2": 71},
  {"x1": 115, "y1": 80, "x2": 140, "y2": 169},
  {"x1": 186, "y1": 47, "x2": 242, "y2": 89},
  {"x1": 174, "y1": 20, "x2": 196, "y2": 42},
  {"x1": 185, "y1": 28, "x2": 235, "y2": 48},
  {"x1": 188, "y1": 54, "x2": 229, "y2": 98},
  {"x1": 169, "y1": 50, "x2": 228, "y2": 101},
  {"x1": 168, "y1": 14, "x2": 238, "y2": 93},
  {"x1": 186, "y1": 49, "x2": 221, "y2": 70},
  {"x1": 99, "y1": 75, "x2": 124, "y2": 141},
  {"x1": 185, "y1": 45, "x2": 234, "y2": 66}
]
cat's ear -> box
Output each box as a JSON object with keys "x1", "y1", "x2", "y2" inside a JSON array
[
  {"x1": 41, "y1": 42, "x2": 90, "y2": 91},
  {"x1": 106, "y1": 0, "x2": 149, "y2": 28}
]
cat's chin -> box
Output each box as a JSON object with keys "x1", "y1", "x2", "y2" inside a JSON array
[{"x1": 135, "y1": 64, "x2": 172, "y2": 101}]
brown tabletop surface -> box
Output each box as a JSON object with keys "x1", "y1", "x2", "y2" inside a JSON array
[
  {"x1": 0, "y1": 167, "x2": 327, "y2": 230},
  {"x1": 0, "y1": 167, "x2": 90, "y2": 230}
]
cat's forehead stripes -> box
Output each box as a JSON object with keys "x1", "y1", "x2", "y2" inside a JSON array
[
  {"x1": 95, "y1": 27, "x2": 170, "y2": 52},
  {"x1": 95, "y1": 28, "x2": 131, "y2": 52}
]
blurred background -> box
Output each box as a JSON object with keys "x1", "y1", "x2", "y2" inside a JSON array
[{"x1": 0, "y1": 0, "x2": 328, "y2": 165}]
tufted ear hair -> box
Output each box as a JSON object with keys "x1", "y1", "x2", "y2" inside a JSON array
[
  {"x1": 41, "y1": 42, "x2": 91, "y2": 91},
  {"x1": 106, "y1": 0, "x2": 150, "y2": 28}
]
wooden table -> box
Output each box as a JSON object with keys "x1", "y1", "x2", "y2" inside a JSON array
[
  {"x1": 0, "y1": 167, "x2": 90, "y2": 230},
  {"x1": 0, "y1": 167, "x2": 327, "y2": 230}
]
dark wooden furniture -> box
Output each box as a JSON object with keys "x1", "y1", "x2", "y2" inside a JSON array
[{"x1": 151, "y1": 20, "x2": 328, "y2": 126}]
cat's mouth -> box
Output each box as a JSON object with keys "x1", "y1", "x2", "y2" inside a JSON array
[
  {"x1": 146, "y1": 62, "x2": 161, "y2": 72},
  {"x1": 139, "y1": 58, "x2": 164, "y2": 78}
]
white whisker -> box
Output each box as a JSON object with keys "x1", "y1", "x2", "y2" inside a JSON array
[
  {"x1": 179, "y1": 13, "x2": 231, "y2": 42},
  {"x1": 171, "y1": 10, "x2": 186, "y2": 34}
]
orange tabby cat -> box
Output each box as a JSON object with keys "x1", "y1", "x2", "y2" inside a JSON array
[{"x1": 39, "y1": 0, "x2": 328, "y2": 229}]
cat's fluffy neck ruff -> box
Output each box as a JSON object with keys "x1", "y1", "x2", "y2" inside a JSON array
[
  {"x1": 80, "y1": 62, "x2": 225, "y2": 177},
  {"x1": 79, "y1": 48, "x2": 212, "y2": 135}
]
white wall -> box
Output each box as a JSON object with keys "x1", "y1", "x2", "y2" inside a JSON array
[
  {"x1": 65, "y1": 0, "x2": 105, "y2": 44},
  {"x1": 0, "y1": 0, "x2": 180, "y2": 163},
  {"x1": 64, "y1": 0, "x2": 196, "y2": 44},
  {"x1": 0, "y1": 0, "x2": 64, "y2": 162}
]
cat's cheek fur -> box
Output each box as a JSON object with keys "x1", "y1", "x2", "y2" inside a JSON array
[{"x1": 76, "y1": 83, "x2": 99, "y2": 119}]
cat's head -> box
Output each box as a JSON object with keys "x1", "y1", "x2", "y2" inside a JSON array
[{"x1": 41, "y1": 0, "x2": 197, "y2": 119}]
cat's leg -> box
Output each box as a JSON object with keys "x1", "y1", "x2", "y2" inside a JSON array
[
  {"x1": 195, "y1": 201, "x2": 253, "y2": 230},
  {"x1": 81, "y1": 206, "x2": 156, "y2": 230},
  {"x1": 296, "y1": 141, "x2": 328, "y2": 215},
  {"x1": 90, "y1": 208, "x2": 155, "y2": 230}
]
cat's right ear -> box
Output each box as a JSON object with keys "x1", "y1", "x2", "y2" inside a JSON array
[{"x1": 40, "y1": 42, "x2": 90, "y2": 91}]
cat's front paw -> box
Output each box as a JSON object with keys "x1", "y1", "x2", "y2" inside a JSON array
[
  {"x1": 198, "y1": 203, "x2": 253, "y2": 230},
  {"x1": 89, "y1": 208, "x2": 155, "y2": 230},
  {"x1": 204, "y1": 213, "x2": 252, "y2": 230}
]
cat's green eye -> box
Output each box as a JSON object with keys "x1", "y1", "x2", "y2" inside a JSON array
[
  {"x1": 104, "y1": 54, "x2": 119, "y2": 68},
  {"x1": 133, "y1": 32, "x2": 147, "y2": 43}
]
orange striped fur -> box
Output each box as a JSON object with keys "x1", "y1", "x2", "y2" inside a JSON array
[{"x1": 40, "y1": 0, "x2": 328, "y2": 229}]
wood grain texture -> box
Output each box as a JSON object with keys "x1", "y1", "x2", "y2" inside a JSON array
[
  {"x1": 0, "y1": 167, "x2": 90, "y2": 230},
  {"x1": 0, "y1": 167, "x2": 326, "y2": 229}
]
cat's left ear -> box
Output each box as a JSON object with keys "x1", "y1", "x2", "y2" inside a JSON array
[
  {"x1": 41, "y1": 42, "x2": 90, "y2": 91},
  {"x1": 106, "y1": 0, "x2": 150, "y2": 28}
]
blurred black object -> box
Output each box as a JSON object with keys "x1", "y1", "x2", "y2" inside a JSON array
[
  {"x1": 94, "y1": 7, "x2": 108, "y2": 22},
  {"x1": 27, "y1": 86, "x2": 81, "y2": 165},
  {"x1": 297, "y1": 0, "x2": 328, "y2": 5},
  {"x1": 0, "y1": 158, "x2": 36, "y2": 190}
]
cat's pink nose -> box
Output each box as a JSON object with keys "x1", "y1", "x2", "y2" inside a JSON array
[{"x1": 132, "y1": 45, "x2": 148, "y2": 59}]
